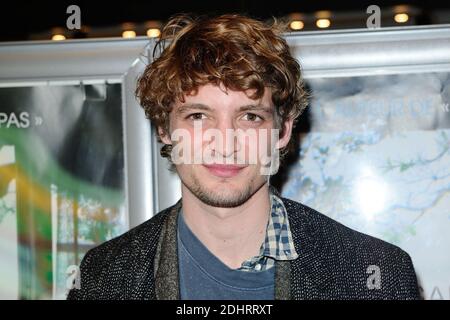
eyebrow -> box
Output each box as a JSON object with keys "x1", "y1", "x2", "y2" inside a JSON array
[
  {"x1": 177, "y1": 103, "x2": 273, "y2": 114},
  {"x1": 177, "y1": 103, "x2": 211, "y2": 114},
  {"x1": 238, "y1": 104, "x2": 273, "y2": 114}
]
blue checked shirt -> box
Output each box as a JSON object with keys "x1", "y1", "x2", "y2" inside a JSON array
[{"x1": 238, "y1": 193, "x2": 299, "y2": 272}]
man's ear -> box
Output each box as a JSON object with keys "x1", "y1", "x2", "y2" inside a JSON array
[
  {"x1": 158, "y1": 127, "x2": 172, "y2": 145},
  {"x1": 276, "y1": 118, "x2": 294, "y2": 150}
]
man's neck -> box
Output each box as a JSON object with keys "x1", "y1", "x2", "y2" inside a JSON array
[{"x1": 181, "y1": 183, "x2": 271, "y2": 269}]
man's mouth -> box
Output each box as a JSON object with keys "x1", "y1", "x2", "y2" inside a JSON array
[{"x1": 202, "y1": 164, "x2": 247, "y2": 178}]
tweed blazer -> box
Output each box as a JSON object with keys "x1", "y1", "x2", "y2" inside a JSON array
[{"x1": 67, "y1": 197, "x2": 420, "y2": 300}]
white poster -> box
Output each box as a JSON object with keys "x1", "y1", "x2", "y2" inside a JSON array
[{"x1": 282, "y1": 72, "x2": 450, "y2": 300}]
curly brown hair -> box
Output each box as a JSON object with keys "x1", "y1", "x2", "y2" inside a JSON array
[{"x1": 136, "y1": 13, "x2": 308, "y2": 161}]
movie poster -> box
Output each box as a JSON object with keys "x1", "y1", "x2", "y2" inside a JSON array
[
  {"x1": 282, "y1": 72, "x2": 450, "y2": 299},
  {"x1": 0, "y1": 83, "x2": 128, "y2": 299}
]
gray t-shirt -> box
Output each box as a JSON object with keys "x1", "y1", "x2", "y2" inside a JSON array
[{"x1": 177, "y1": 211, "x2": 275, "y2": 300}]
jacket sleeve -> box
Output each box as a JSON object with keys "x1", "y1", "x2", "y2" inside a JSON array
[
  {"x1": 394, "y1": 251, "x2": 422, "y2": 300},
  {"x1": 66, "y1": 249, "x2": 96, "y2": 300}
]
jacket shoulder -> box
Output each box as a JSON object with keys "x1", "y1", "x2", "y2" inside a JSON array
[
  {"x1": 282, "y1": 197, "x2": 406, "y2": 255},
  {"x1": 67, "y1": 204, "x2": 174, "y2": 299},
  {"x1": 282, "y1": 197, "x2": 421, "y2": 299}
]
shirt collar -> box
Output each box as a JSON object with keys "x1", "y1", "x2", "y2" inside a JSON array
[{"x1": 239, "y1": 191, "x2": 299, "y2": 272}]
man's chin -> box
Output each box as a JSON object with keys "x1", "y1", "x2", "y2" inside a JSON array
[
  {"x1": 196, "y1": 193, "x2": 250, "y2": 208},
  {"x1": 184, "y1": 180, "x2": 254, "y2": 208}
]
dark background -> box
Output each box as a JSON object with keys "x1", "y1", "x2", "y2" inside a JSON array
[{"x1": 0, "y1": 0, "x2": 449, "y2": 42}]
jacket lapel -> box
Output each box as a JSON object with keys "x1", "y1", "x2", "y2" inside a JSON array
[
  {"x1": 154, "y1": 200, "x2": 182, "y2": 300},
  {"x1": 274, "y1": 260, "x2": 291, "y2": 299},
  {"x1": 282, "y1": 198, "x2": 334, "y2": 299}
]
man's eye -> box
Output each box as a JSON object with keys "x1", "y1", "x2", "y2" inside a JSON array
[
  {"x1": 242, "y1": 113, "x2": 263, "y2": 122},
  {"x1": 187, "y1": 113, "x2": 206, "y2": 121}
]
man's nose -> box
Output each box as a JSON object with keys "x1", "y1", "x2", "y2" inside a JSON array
[{"x1": 211, "y1": 118, "x2": 239, "y2": 158}]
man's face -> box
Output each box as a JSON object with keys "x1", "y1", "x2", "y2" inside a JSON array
[{"x1": 160, "y1": 83, "x2": 293, "y2": 208}]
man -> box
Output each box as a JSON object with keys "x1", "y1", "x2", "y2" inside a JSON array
[{"x1": 68, "y1": 14, "x2": 420, "y2": 300}]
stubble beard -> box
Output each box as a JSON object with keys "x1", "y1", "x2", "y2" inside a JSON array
[{"x1": 180, "y1": 168, "x2": 263, "y2": 208}]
